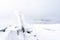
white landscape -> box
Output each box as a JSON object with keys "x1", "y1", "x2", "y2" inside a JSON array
[
  {"x1": 0, "y1": 11, "x2": 60, "y2": 40},
  {"x1": 0, "y1": 0, "x2": 60, "y2": 40},
  {"x1": 0, "y1": 24, "x2": 60, "y2": 40}
]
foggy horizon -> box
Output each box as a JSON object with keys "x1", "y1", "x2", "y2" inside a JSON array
[{"x1": 0, "y1": 0, "x2": 60, "y2": 25}]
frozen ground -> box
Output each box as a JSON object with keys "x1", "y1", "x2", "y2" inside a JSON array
[
  {"x1": 29, "y1": 24, "x2": 60, "y2": 40},
  {"x1": 0, "y1": 24, "x2": 60, "y2": 40}
]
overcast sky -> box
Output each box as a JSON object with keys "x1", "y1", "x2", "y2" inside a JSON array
[{"x1": 0, "y1": 0, "x2": 60, "y2": 25}]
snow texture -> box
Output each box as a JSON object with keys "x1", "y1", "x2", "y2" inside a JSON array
[{"x1": 0, "y1": 24, "x2": 60, "y2": 40}]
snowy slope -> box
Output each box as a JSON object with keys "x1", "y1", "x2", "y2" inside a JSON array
[
  {"x1": 0, "y1": 24, "x2": 60, "y2": 40},
  {"x1": 0, "y1": 25, "x2": 20, "y2": 40},
  {"x1": 23, "y1": 24, "x2": 60, "y2": 40}
]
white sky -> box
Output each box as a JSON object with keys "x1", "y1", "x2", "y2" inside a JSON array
[{"x1": 0, "y1": 0, "x2": 60, "y2": 25}]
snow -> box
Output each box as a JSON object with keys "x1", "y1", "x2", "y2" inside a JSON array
[
  {"x1": 23, "y1": 24, "x2": 60, "y2": 40},
  {"x1": 0, "y1": 24, "x2": 60, "y2": 40}
]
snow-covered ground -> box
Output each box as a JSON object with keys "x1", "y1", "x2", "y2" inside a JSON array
[
  {"x1": 28, "y1": 24, "x2": 60, "y2": 40},
  {"x1": 0, "y1": 24, "x2": 60, "y2": 40}
]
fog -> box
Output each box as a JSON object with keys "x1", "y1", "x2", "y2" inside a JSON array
[{"x1": 0, "y1": 0, "x2": 60, "y2": 25}]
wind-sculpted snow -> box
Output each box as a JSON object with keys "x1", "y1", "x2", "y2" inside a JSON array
[
  {"x1": 0, "y1": 24, "x2": 60, "y2": 40},
  {"x1": 25, "y1": 24, "x2": 60, "y2": 40},
  {"x1": 17, "y1": 24, "x2": 60, "y2": 40},
  {"x1": 6, "y1": 31, "x2": 19, "y2": 40}
]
